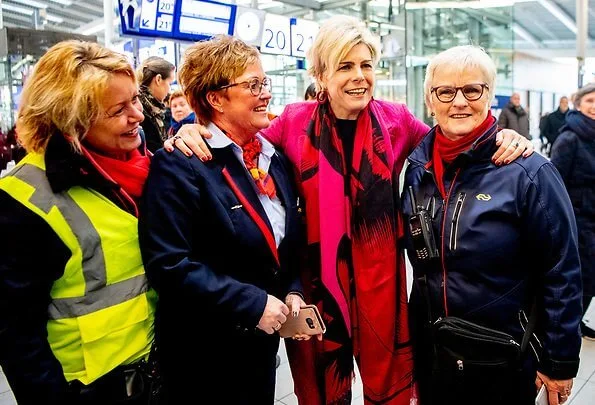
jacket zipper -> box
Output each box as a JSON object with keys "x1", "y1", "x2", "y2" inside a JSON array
[
  {"x1": 440, "y1": 169, "x2": 461, "y2": 316},
  {"x1": 449, "y1": 192, "x2": 466, "y2": 251}
]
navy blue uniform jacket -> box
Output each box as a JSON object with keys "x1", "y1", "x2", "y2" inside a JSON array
[
  {"x1": 139, "y1": 146, "x2": 304, "y2": 403},
  {"x1": 402, "y1": 122, "x2": 582, "y2": 386}
]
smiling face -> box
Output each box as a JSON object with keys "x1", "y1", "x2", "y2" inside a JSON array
[
  {"x1": 83, "y1": 74, "x2": 144, "y2": 158},
  {"x1": 578, "y1": 92, "x2": 595, "y2": 120},
  {"x1": 429, "y1": 66, "x2": 490, "y2": 140},
  {"x1": 321, "y1": 43, "x2": 374, "y2": 120},
  {"x1": 210, "y1": 61, "x2": 271, "y2": 141},
  {"x1": 170, "y1": 96, "x2": 192, "y2": 122}
]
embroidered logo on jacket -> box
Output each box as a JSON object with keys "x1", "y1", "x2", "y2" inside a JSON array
[{"x1": 476, "y1": 194, "x2": 492, "y2": 201}]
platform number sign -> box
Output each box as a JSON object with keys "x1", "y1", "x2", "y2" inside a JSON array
[
  {"x1": 290, "y1": 18, "x2": 319, "y2": 58},
  {"x1": 261, "y1": 14, "x2": 291, "y2": 56}
]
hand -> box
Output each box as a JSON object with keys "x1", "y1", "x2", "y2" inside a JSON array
[
  {"x1": 163, "y1": 123, "x2": 213, "y2": 161},
  {"x1": 535, "y1": 371, "x2": 573, "y2": 405},
  {"x1": 285, "y1": 294, "x2": 323, "y2": 342},
  {"x1": 493, "y1": 129, "x2": 534, "y2": 165},
  {"x1": 257, "y1": 294, "x2": 289, "y2": 335}
]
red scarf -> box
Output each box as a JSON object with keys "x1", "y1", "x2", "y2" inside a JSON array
[
  {"x1": 288, "y1": 100, "x2": 413, "y2": 405},
  {"x1": 241, "y1": 136, "x2": 277, "y2": 199},
  {"x1": 85, "y1": 148, "x2": 151, "y2": 199},
  {"x1": 432, "y1": 111, "x2": 495, "y2": 199}
]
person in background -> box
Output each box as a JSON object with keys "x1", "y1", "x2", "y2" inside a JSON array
[
  {"x1": 551, "y1": 83, "x2": 595, "y2": 341},
  {"x1": 137, "y1": 56, "x2": 175, "y2": 153},
  {"x1": 0, "y1": 128, "x2": 9, "y2": 172},
  {"x1": 304, "y1": 83, "x2": 317, "y2": 101},
  {"x1": 543, "y1": 96, "x2": 569, "y2": 156},
  {"x1": 498, "y1": 92, "x2": 531, "y2": 139},
  {"x1": 6, "y1": 125, "x2": 25, "y2": 164},
  {"x1": 0, "y1": 40, "x2": 156, "y2": 405},
  {"x1": 139, "y1": 35, "x2": 313, "y2": 404},
  {"x1": 167, "y1": 89, "x2": 195, "y2": 138},
  {"x1": 167, "y1": 16, "x2": 533, "y2": 405},
  {"x1": 403, "y1": 45, "x2": 581, "y2": 405}
]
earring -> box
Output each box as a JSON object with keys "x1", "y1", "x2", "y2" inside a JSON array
[
  {"x1": 316, "y1": 89, "x2": 328, "y2": 103},
  {"x1": 431, "y1": 112, "x2": 435, "y2": 117},
  {"x1": 219, "y1": 108, "x2": 223, "y2": 113}
]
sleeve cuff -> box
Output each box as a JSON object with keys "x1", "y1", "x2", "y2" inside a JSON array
[{"x1": 538, "y1": 358, "x2": 580, "y2": 380}]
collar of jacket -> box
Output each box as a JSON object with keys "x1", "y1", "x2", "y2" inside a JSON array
[
  {"x1": 44, "y1": 131, "x2": 148, "y2": 195},
  {"x1": 409, "y1": 119, "x2": 499, "y2": 170}
]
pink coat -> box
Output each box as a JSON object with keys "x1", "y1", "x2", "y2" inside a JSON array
[{"x1": 261, "y1": 99, "x2": 430, "y2": 180}]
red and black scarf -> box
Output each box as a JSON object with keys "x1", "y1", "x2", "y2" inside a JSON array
[{"x1": 287, "y1": 100, "x2": 413, "y2": 404}]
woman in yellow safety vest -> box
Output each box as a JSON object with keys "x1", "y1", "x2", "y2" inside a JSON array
[{"x1": 0, "y1": 40, "x2": 157, "y2": 405}]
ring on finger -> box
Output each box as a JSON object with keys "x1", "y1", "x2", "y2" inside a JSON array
[
  {"x1": 172, "y1": 134, "x2": 181, "y2": 142},
  {"x1": 514, "y1": 142, "x2": 520, "y2": 148}
]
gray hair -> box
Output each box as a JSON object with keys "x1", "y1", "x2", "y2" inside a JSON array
[
  {"x1": 424, "y1": 45, "x2": 497, "y2": 110},
  {"x1": 574, "y1": 83, "x2": 595, "y2": 108}
]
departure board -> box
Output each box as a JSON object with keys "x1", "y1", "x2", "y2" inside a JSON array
[{"x1": 118, "y1": 0, "x2": 236, "y2": 42}]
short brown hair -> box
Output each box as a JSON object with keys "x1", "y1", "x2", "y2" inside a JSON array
[
  {"x1": 17, "y1": 40, "x2": 135, "y2": 153},
  {"x1": 178, "y1": 35, "x2": 260, "y2": 124},
  {"x1": 169, "y1": 89, "x2": 186, "y2": 107}
]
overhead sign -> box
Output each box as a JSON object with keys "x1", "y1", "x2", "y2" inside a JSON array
[
  {"x1": 260, "y1": 14, "x2": 291, "y2": 56},
  {"x1": 290, "y1": 18, "x2": 319, "y2": 58},
  {"x1": 118, "y1": 0, "x2": 236, "y2": 42}
]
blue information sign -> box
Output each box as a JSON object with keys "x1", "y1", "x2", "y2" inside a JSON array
[{"x1": 118, "y1": 0, "x2": 237, "y2": 42}]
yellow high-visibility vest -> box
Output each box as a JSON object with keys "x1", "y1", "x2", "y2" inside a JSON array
[{"x1": 0, "y1": 152, "x2": 157, "y2": 384}]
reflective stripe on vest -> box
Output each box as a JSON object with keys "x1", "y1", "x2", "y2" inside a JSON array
[
  {"x1": 10, "y1": 162, "x2": 149, "y2": 319},
  {"x1": 0, "y1": 152, "x2": 155, "y2": 384}
]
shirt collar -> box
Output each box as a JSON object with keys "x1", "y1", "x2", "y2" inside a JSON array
[{"x1": 205, "y1": 122, "x2": 274, "y2": 158}]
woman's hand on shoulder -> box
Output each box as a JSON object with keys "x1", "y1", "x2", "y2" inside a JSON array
[
  {"x1": 164, "y1": 124, "x2": 213, "y2": 161},
  {"x1": 536, "y1": 371, "x2": 573, "y2": 405},
  {"x1": 493, "y1": 129, "x2": 533, "y2": 165}
]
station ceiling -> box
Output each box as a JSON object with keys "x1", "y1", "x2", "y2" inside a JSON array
[{"x1": 0, "y1": 0, "x2": 593, "y2": 57}]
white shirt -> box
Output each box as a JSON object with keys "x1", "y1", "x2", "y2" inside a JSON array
[{"x1": 205, "y1": 123, "x2": 286, "y2": 247}]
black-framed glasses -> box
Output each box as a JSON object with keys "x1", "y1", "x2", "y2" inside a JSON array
[
  {"x1": 216, "y1": 77, "x2": 272, "y2": 96},
  {"x1": 431, "y1": 83, "x2": 489, "y2": 103}
]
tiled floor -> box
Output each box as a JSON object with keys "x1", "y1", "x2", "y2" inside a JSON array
[{"x1": 2, "y1": 338, "x2": 593, "y2": 404}]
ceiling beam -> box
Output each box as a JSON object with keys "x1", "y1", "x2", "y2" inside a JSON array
[
  {"x1": 535, "y1": 0, "x2": 577, "y2": 34},
  {"x1": 512, "y1": 23, "x2": 543, "y2": 48},
  {"x1": 278, "y1": 0, "x2": 321, "y2": 9}
]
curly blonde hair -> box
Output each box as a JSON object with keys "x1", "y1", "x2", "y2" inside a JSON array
[
  {"x1": 17, "y1": 40, "x2": 135, "y2": 153},
  {"x1": 178, "y1": 35, "x2": 260, "y2": 124}
]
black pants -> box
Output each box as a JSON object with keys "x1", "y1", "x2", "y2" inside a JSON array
[{"x1": 69, "y1": 363, "x2": 156, "y2": 405}]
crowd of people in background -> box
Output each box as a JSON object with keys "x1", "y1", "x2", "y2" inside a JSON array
[{"x1": 0, "y1": 13, "x2": 594, "y2": 405}]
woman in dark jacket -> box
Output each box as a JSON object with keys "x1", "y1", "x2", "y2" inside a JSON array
[
  {"x1": 139, "y1": 35, "x2": 313, "y2": 404},
  {"x1": 137, "y1": 56, "x2": 175, "y2": 153},
  {"x1": 551, "y1": 83, "x2": 595, "y2": 340},
  {"x1": 403, "y1": 45, "x2": 582, "y2": 405},
  {"x1": 166, "y1": 89, "x2": 195, "y2": 138}
]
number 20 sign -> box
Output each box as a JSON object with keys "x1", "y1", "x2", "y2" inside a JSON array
[{"x1": 261, "y1": 14, "x2": 291, "y2": 56}]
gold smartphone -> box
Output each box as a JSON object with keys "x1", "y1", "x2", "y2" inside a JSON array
[{"x1": 278, "y1": 304, "x2": 326, "y2": 338}]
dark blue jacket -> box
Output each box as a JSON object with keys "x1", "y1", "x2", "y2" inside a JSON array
[
  {"x1": 138, "y1": 146, "x2": 304, "y2": 402},
  {"x1": 551, "y1": 110, "x2": 595, "y2": 298},
  {"x1": 402, "y1": 121, "x2": 582, "y2": 381}
]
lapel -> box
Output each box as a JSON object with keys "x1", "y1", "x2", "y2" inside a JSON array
[
  {"x1": 268, "y1": 152, "x2": 292, "y2": 236},
  {"x1": 213, "y1": 147, "x2": 280, "y2": 267}
]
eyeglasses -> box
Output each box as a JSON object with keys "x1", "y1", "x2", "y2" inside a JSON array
[
  {"x1": 431, "y1": 83, "x2": 489, "y2": 103},
  {"x1": 216, "y1": 77, "x2": 272, "y2": 96}
]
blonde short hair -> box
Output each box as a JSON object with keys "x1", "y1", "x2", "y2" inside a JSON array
[
  {"x1": 17, "y1": 40, "x2": 135, "y2": 153},
  {"x1": 307, "y1": 15, "x2": 381, "y2": 92},
  {"x1": 169, "y1": 89, "x2": 187, "y2": 106},
  {"x1": 178, "y1": 35, "x2": 260, "y2": 124},
  {"x1": 424, "y1": 45, "x2": 496, "y2": 110}
]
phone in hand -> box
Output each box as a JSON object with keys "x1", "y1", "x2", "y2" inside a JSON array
[{"x1": 278, "y1": 304, "x2": 326, "y2": 338}]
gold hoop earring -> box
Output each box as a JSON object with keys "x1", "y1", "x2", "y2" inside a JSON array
[{"x1": 431, "y1": 112, "x2": 435, "y2": 117}]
